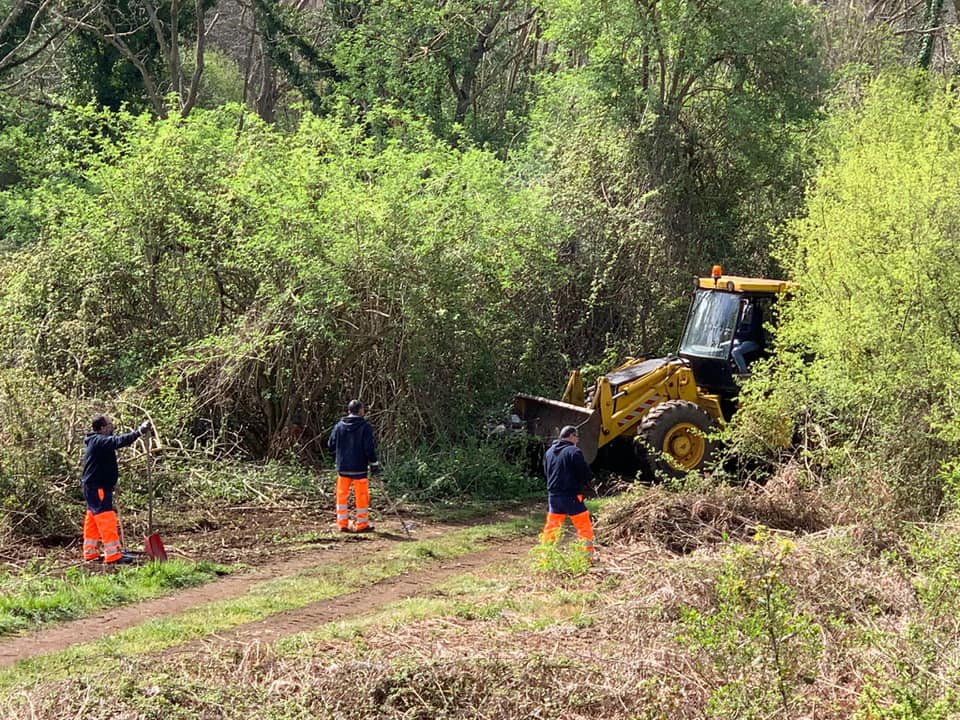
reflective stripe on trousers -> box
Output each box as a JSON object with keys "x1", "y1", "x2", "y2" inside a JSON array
[
  {"x1": 82, "y1": 508, "x2": 123, "y2": 562},
  {"x1": 336, "y1": 475, "x2": 371, "y2": 529}
]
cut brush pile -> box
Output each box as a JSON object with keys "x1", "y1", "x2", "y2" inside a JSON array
[{"x1": 596, "y1": 469, "x2": 830, "y2": 552}]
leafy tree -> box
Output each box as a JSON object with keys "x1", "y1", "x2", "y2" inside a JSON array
[
  {"x1": 191, "y1": 47, "x2": 245, "y2": 109},
  {"x1": 522, "y1": 0, "x2": 827, "y2": 367},
  {"x1": 0, "y1": 101, "x2": 149, "y2": 255},
  {"x1": 246, "y1": 0, "x2": 334, "y2": 119},
  {"x1": 242, "y1": 0, "x2": 544, "y2": 146},
  {"x1": 63, "y1": 31, "x2": 157, "y2": 113},
  {"x1": 168, "y1": 107, "x2": 565, "y2": 454},
  {"x1": 2, "y1": 1, "x2": 216, "y2": 115},
  {"x1": 326, "y1": 0, "x2": 543, "y2": 146},
  {"x1": 735, "y1": 73, "x2": 960, "y2": 517},
  {"x1": 0, "y1": 104, "x2": 564, "y2": 456},
  {"x1": 56, "y1": 0, "x2": 218, "y2": 116},
  {"x1": 814, "y1": 0, "x2": 957, "y2": 80},
  {"x1": 0, "y1": 104, "x2": 263, "y2": 392},
  {"x1": 0, "y1": 0, "x2": 82, "y2": 84}
]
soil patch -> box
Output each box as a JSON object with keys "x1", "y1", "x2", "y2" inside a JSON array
[
  {"x1": 164, "y1": 540, "x2": 529, "y2": 660},
  {"x1": 0, "y1": 506, "x2": 539, "y2": 668}
]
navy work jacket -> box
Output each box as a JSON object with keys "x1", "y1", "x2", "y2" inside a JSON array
[
  {"x1": 81, "y1": 430, "x2": 142, "y2": 490},
  {"x1": 328, "y1": 415, "x2": 378, "y2": 479},
  {"x1": 543, "y1": 438, "x2": 593, "y2": 497}
]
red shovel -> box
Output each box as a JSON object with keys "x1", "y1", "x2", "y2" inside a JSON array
[{"x1": 144, "y1": 434, "x2": 167, "y2": 562}]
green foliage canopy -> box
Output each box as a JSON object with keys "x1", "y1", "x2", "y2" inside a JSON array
[
  {"x1": 322, "y1": 0, "x2": 542, "y2": 147},
  {"x1": 738, "y1": 74, "x2": 960, "y2": 515},
  {"x1": 521, "y1": 0, "x2": 827, "y2": 363},
  {"x1": 0, "y1": 104, "x2": 565, "y2": 457}
]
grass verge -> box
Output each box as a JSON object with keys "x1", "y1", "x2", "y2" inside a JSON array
[
  {"x1": 0, "y1": 515, "x2": 538, "y2": 698},
  {"x1": 0, "y1": 560, "x2": 228, "y2": 637}
]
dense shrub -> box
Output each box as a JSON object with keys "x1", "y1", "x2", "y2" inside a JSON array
[
  {"x1": 0, "y1": 369, "x2": 79, "y2": 537},
  {"x1": 0, "y1": 105, "x2": 565, "y2": 461},
  {"x1": 732, "y1": 73, "x2": 960, "y2": 518},
  {"x1": 522, "y1": 0, "x2": 825, "y2": 363},
  {"x1": 384, "y1": 437, "x2": 541, "y2": 505}
]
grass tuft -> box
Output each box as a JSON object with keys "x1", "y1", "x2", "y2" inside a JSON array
[{"x1": 0, "y1": 560, "x2": 228, "y2": 637}]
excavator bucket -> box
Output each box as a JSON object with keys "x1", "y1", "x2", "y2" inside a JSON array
[{"x1": 514, "y1": 394, "x2": 602, "y2": 464}]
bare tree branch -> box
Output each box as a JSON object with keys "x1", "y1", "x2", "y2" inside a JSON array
[
  {"x1": 0, "y1": 0, "x2": 29, "y2": 38},
  {"x1": 89, "y1": 8, "x2": 166, "y2": 114},
  {"x1": 143, "y1": 0, "x2": 174, "y2": 91},
  {"x1": 1, "y1": 0, "x2": 107, "y2": 91},
  {"x1": 0, "y1": 0, "x2": 55, "y2": 73},
  {"x1": 52, "y1": 0, "x2": 213, "y2": 117},
  {"x1": 180, "y1": 0, "x2": 213, "y2": 116}
]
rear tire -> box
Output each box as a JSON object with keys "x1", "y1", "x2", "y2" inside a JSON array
[{"x1": 635, "y1": 400, "x2": 715, "y2": 479}]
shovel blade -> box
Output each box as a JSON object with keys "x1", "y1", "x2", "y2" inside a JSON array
[{"x1": 144, "y1": 532, "x2": 168, "y2": 562}]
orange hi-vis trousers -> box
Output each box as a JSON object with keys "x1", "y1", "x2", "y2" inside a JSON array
[
  {"x1": 336, "y1": 475, "x2": 371, "y2": 531},
  {"x1": 540, "y1": 494, "x2": 595, "y2": 557},
  {"x1": 82, "y1": 488, "x2": 123, "y2": 562}
]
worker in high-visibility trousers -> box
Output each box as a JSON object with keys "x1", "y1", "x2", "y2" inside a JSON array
[
  {"x1": 540, "y1": 425, "x2": 596, "y2": 561},
  {"x1": 328, "y1": 399, "x2": 380, "y2": 533},
  {"x1": 82, "y1": 414, "x2": 151, "y2": 564}
]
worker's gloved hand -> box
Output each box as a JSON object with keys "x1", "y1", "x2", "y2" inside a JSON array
[
  {"x1": 138, "y1": 420, "x2": 153, "y2": 436},
  {"x1": 370, "y1": 462, "x2": 382, "y2": 476}
]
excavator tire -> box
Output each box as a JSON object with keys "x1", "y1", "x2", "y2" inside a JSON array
[{"x1": 635, "y1": 399, "x2": 715, "y2": 479}]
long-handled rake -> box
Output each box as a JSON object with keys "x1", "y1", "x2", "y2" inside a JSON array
[{"x1": 371, "y1": 461, "x2": 412, "y2": 538}]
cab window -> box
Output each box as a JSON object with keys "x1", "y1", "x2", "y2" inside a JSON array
[{"x1": 678, "y1": 290, "x2": 741, "y2": 359}]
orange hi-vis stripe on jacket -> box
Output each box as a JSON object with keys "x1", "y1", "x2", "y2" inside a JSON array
[{"x1": 336, "y1": 475, "x2": 371, "y2": 530}]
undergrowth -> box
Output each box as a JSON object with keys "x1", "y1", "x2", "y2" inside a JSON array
[
  {"x1": 8, "y1": 466, "x2": 960, "y2": 719},
  {"x1": 676, "y1": 529, "x2": 823, "y2": 718},
  {"x1": 8, "y1": 510, "x2": 960, "y2": 719},
  {"x1": 382, "y1": 436, "x2": 541, "y2": 506},
  {"x1": 529, "y1": 539, "x2": 593, "y2": 576}
]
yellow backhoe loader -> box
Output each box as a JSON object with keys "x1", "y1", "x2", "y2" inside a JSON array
[{"x1": 514, "y1": 267, "x2": 796, "y2": 477}]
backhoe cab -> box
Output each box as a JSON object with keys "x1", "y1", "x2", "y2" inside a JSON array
[{"x1": 514, "y1": 267, "x2": 795, "y2": 477}]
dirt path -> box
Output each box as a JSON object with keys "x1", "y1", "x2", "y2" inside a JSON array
[
  {"x1": 166, "y1": 541, "x2": 526, "y2": 659},
  {"x1": 0, "y1": 512, "x2": 536, "y2": 669}
]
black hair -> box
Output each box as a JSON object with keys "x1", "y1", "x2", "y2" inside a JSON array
[
  {"x1": 559, "y1": 425, "x2": 578, "y2": 439},
  {"x1": 91, "y1": 414, "x2": 110, "y2": 432},
  {"x1": 347, "y1": 399, "x2": 364, "y2": 415}
]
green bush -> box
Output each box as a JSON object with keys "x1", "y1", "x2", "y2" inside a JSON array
[
  {"x1": 853, "y1": 523, "x2": 960, "y2": 719},
  {"x1": 736, "y1": 73, "x2": 960, "y2": 517},
  {"x1": 384, "y1": 437, "x2": 541, "y2": 504},
  {"x1": 0, "y1": 104, "x2": 564, "y2": 459},
  {"x1": 530, "y1": 539, "x2": 593, "y2": 576},
  {"x1": 0, "y1": 369, "x2": 79, "y2": 537},
  {"x1": 677, "y1": 530, "x2": 822, "y2": 718}
]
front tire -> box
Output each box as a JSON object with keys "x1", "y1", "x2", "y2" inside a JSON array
[{"x1": 635, "y1": 400, "x2": 715, "y2": 478}]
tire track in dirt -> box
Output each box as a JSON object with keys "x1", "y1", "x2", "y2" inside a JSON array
[
  {"x1": 166, "y1": 541, "x2": 528, "y2": 659},
  {"x1": 0, "y1": 523, "x2": 467, "y2": 669},
  {"x1": 0, "y1": 516, "x2": 537, "y2": 669}
]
